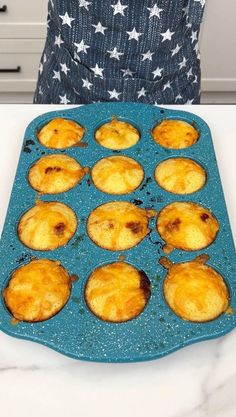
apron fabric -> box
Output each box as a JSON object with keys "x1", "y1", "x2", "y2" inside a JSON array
[{"x1": 34, "y1": 0, "x2": 206, "y2": 105}]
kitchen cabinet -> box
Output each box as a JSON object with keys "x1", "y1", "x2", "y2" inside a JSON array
[{"x1": 0, "y1": 0, "x2": 47, "y2": 102}]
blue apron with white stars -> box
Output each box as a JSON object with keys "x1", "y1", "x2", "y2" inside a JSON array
[{"x1": 34, "y1": 0, "x2": 206, "y2": 105}]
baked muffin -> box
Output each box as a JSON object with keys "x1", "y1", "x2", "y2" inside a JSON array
[
  {"x1": 163, "y1": 260, "x2": 229, "y2": 322},
  {"x1": 95, "y1": 118, "x2": 140, "y2": 150},
  {"x1": 87, "y1": 201, "x2": 150, "y2": 251},
  {"x1": 37, "y1": 118, "x2": 85, "y2": 149},
  {"x1": 28, "y1": 154, "x2": 87, "y2": 194},
  {"x1": 157, "y1": 202, "x2": 219, "y2": 251},
  {"x1": 85, "y1": 261, "x2": 151, "y2": 322},
  {"x1": 91, "y1": 155, "x2": 144, "y2": 194},
  {"x1": 18, "y1": 200, "x2": 77, "y2": 250},
  {"x1": 155, "y1": 157, "x2": 206, "y2": 194},
  {"x1": 3, "y1": 259, "x2": 71, "y2": 322},
  {"x1": 152, "y1": 119, "x2": 199, "y2": 149}
]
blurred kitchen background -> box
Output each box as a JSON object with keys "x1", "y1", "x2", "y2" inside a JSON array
[{"x1": 0, "y1": 0, "x2": 235, "y2": 104}]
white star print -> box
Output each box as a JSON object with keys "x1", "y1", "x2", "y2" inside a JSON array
[
  {"x1": 187, "y1": 67, "x2": 193, "y2": 79},
  {"x1": 52, "y1": 70, "x2": 61, "y2": 81},
  {"x1": 178, "y1": 57, "x2": 187, "y2": 69},
  {"x1": 39, "y1": 63, "x2": 43, "y2": 74},
  {"x1": 191, "y1": 30, "x2": 198, "y2": 43},
  {"x1": 182, "y1": 6, "x2": 188, "y2": 16},
  {"x1": 127, "y1": 28, "x2": 143, "y2": 41},
  {"x1": 82, "y1": 78, "x2": 93, "y2": 90},
  {"x1": 60, "y1": 63, "x2": 70, "y2": 75},
  {"x1": 73, "y1": 52, "x2": 81, "y2": 65},
  {"x1": 147, "y1": 4, "x2": 163, "y2": 18},
  {"x1": 59, "y1": 12, "x2": 75, "y2": 27},
  {"x1": 91, "y1": 63, "x2": 104, "y2": 78},
  {"x1": 194, "y1": 0, "x2": 205, "y2": 7},
  {"x1": 59, "y1": 94, "x2": 70, "y2": 104},
  {"x1": 38, "y1": 86, "x2": 43, "y2": 95},
  {"x1": 137, "y1": 87, "x2": 146, "y2": 98},
  {"x1": 185, "y1": 99, "x2": 194, "y2": 104},
  {"x1": 193, "y1": 75, "x2": 198, "y2": 84},
  {"x1": 152, "y1": 66, "x2": 163, "y2": 79},
  {"x1": 111, "y1": 1, "x2": 128, "y2": 16},
  {"x1": 74, "y1": 40, "x2": 90, "y2": 54},
  {"x1": 121, "y1": 68, "x2": 134, "y2": 77},
  {"x1": 43, "y1": 54, "x2": 47, "y2": 64},
  {"x1": 108, "y1": 47, "x2": 124, "y2": 60},
  {"x1": 194, "y1": 43, "x2": 200, "y2": 59},
  {"x1": 74, "y1": 52, "x2": 81, "y2": 62},
  {"x1": 54, "y1": 34, "x2": 64, "y2": 48},
  {"x1": 141, "y1": 50, "x2": 154, "y2": 61},
  {"x1": 108, "y1": 89, "x2": 121, "y2": 100},
  {"x1": 175, "y1": 94, "x2": 183, "y2": 102},
  {"x1": 186, "y1": 23, "x2": 192, "y2": 29},
  {"x1": 194, "y1": 43, "x2": 199, "y2": 53},
  {"x1": 92, "y1": 22, "x2": 108, "y2": 35},
  {"x1": 78, "y1": 0, "x2": 91, "y2": 10},
  {"x1": 163, "y1": 81, "x2": 171, "y2": 91},
  {"x1": 161, "y1": 29, "x2": 175, "y2": 42},
  {"x1": 171, "y1": 44, "x2": 181, "y2": 57}
]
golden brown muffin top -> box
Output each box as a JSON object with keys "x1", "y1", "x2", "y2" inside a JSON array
[
  {"x1": 37, "y1": 118, "x2": 85, "y2": 149},
  {"x1": 18, "y1": 200, "x2": 77, "y2": 251},
  {"x1": 85, "y1": 261, "x2": 151, "y2": 322},
  {"x1": 91, "y1": 155, "x2": 144, "y2": 194},
  {"x1": 163, "y1": 260, "x2": 229, "y2": 322},
  {"x1": 157, "y1": 202, "x2": 219, "y2": 251},
  {"x1": 28, "y1": 154, "x2": 86, "y2": 194},
  {"x1": 87, "y1": 201, "x2": 151, "y2": 251},
  {"x1": 152, "y1": 119, "x2": 199, "y2": 149},
  {"x1": 155, "y1": 157, "x2": 206, "y2": 194},
  {"x1": 4, "y1": 259, "x2": 71, "y2": 322},
  {"x1": 95, "y1": 118, "x2": 140, "y2": 150}
]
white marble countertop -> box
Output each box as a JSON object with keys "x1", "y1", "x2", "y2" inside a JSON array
[{"x1": 0, "y1": 104, "x2": 235, "y2": 417}]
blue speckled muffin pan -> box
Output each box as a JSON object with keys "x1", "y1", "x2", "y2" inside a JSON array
[{"x1": 0, "y1": 102, "x2": 235, "y2": 362}]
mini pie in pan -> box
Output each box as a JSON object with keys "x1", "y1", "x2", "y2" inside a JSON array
[
  {"x1": 85, "y1": 261, "x2": 151, "y2": 323},
  {"x1": 152, "y1": 119, "x2": 199, "y2": 149},
  {"x1": 4, "y1": 259, "x2": 72, "y2": 322},
  {"x1": 157, "y1": 202, "x2": 219, "y2": 251},
  {"x1": 37, "y1": 118, "x2": 85, "y2": 149},
  {"x1": 87, "y1": 201, "x2": 153, "y2": 251},
  {"x1": 161, "y1": 256, "x2": 229, "y2": 322},
  {"x1": 18, "y1": 200, "x2": 77, "y2": 251},
  {"x1": 95, "y1": 118, "x2": 140, "y2": 150},
  {"x1": 28, "y1": 154, "x2": 87, "y2": 194},
  {"x1": 155, "y1": 157, "x2": 206, "y2": 194},
  {"x1": 91, "y1": 155, "x2": 144, "y2": 195}
]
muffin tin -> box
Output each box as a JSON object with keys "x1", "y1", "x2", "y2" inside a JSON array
[{"x1": 0, "y1": 102, "x2": 235, "y2": 362}]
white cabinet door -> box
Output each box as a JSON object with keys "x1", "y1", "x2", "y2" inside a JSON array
[
  {"x1": 0, "y1": 0, "x2": 48, "y2": 38},
  {"x1": 200, "y1": 0, "x2": 236, "y2": 92},
  {"x1": 0, "y1": 40, "x2": 44, "y2": 92}
]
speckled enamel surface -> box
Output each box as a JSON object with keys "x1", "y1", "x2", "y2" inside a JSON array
[{"x1": 0, "y1": 102, "x2": 235, "y2": 362}]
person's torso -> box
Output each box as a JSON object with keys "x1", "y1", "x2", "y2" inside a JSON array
[{"x1": 47, "y1": 0, "x2": 205, "y2": 80}]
